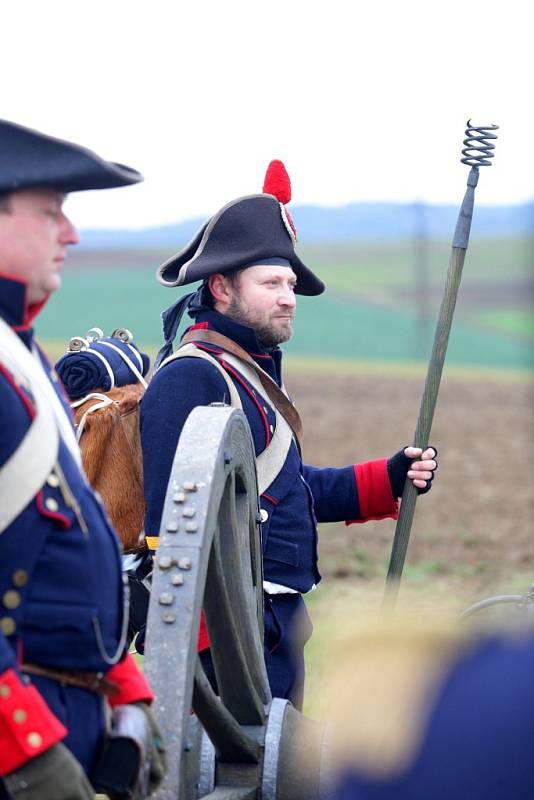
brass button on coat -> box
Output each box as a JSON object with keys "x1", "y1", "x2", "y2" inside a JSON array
[
  {"x1": 45, "y1": 497, "x2": 59, "y2": 512},
  {"x1": 13, "y1": 709, "x2": 27, "y2": 723},
  {"x1": 46, "y1": 473, "x2": 60, "y2": 488},
  {"x1": 0, "y1": 617, "x2": 16, "y2": 635},
  {"x1": 3, "y1": 591, "x2": 21, "y2": 610},
  {"x1": 0, "y1": 684, "x2": 11, "y2": 698},
  {"x1": 27, "y1": 732, "x2": 43, "y2": 748},
  {"x1": 259, "y1": 509, "x2": 269, "y2": 523},
  {"x1": 12, "y1": 570, "x2": 28, "y2": 587}
]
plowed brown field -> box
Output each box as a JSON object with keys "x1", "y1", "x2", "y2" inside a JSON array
[
  {"x1": 287, "y1": 367, "x2": 534, "y2": 594},
  {"x1": 287, "y1": 367, "x2": 534, "y2": 717}
]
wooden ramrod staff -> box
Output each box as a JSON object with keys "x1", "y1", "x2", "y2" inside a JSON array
[{"x1": 383, "y1": 120, "x2": 499, "y2": 610}]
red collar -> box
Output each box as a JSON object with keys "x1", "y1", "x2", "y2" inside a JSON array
[{"x1": 0, "y1": 272, "x2": 49, "y2": 330}]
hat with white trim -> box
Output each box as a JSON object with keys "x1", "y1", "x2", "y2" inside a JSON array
[{"x1": 157, "y1": 160, "x2": 324, "y2": 297}]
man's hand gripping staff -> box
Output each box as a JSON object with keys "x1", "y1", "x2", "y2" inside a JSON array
[{"x1": 388, "y1": 447, "x2": 438, "y2": 496}]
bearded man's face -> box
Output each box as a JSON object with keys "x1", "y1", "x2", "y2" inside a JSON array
[{"x1": 223, "y1": 264, "x2": 297, "y2": 347}]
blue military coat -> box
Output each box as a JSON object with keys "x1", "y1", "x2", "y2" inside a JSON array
[
  {"x1": 0, "y1": 275, "x2": 151, "y2": 780},
  {"x1": 141, "y1": 309, "x2": 398, "y2": 594}
]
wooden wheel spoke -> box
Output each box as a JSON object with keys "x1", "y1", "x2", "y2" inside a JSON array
[
  {"x1": 193, "y1": 657, "x2": 261, "y2": 764},
  {"x1": 217, "y1": 469, "x2": 270, "y2": 696},
  {"x1": 203, "y1": 527, "x2": 268, "y2": 724}
]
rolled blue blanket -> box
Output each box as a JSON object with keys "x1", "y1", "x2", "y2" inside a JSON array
[{"x1": 56, "y1": 337, "x2": 150, "y2": 399}]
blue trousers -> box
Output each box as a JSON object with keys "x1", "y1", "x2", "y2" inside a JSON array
[
  {"x1": 263, "y1": 593, "x2": 313, "y2": 710},
  {"x1": 199, "y1": 592, "x2": 313, "y2": 711}
]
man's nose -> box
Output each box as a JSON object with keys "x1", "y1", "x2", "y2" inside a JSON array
[
  {"x1": 278, "y1": 286, "x2": 296, "y2": 307},
  {"x1": 60, "y1": 213, "x2": 80, "y2": 246}
]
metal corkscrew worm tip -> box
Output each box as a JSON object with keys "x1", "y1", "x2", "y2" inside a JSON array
[
  {"x1": 453, "y1": 120, "x2": 499, "y2": 249},
  {"x1": 461, "y1": 120, "x2": 499, "y2": 167}
]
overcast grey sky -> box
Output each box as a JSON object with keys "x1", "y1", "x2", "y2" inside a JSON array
[{"x1": 3, "y1": 0, "x2": 532, "y2": 229}]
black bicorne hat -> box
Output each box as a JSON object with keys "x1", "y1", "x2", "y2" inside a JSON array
[
  {"x1": 157, "y1": 161, "x2": 325, "y2": 297},
  {"x1": 0, "y1": 119, "x2": 143, "y2": 194}
]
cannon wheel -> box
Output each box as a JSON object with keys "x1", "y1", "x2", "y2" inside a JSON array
[{"x1": 144, "y1": 406, "x2": 325, "y2": 800}]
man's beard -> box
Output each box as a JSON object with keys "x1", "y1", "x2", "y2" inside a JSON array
[{"x1": 226, "y1": 297, "x2": 293, "y2": 348}]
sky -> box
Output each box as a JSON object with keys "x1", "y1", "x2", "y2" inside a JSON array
[{"x1": 2, "y1": 0, "x2": 533, "y2": 230}]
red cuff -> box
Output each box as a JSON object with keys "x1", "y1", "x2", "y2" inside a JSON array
[
  {"x1": 0, "y1": 668, "x2": 67, "y2": 776},
  {"x1": 107, "y1": 653, "x2": 154, "y2": 708},
  {"x1": 346, "y1": 458, "x2": 399, "y2": 524}
]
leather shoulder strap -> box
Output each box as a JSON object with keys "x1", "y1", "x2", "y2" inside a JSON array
[
  {"x1": 159, "y1": 342, "x2": 294, "y2": 494},
  {"x1": 0, "y1": 320, "x2": 59, "y2": 533},
  {"x1": 159, "y1": 344, "x2": 243, "y2": 409},
  {"x1": 181, "y1": 329, "x2": 303, "y2": 451}
]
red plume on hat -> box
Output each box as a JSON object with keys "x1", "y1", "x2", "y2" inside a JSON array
[
  {"x1": 263, "y1": 159, "x2": 297, "y2": 241},
  {"x1": 263, "y1": 159, "x2": 291, "y2": 203}
]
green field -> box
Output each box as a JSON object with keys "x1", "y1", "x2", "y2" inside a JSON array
[
  {"x1": 477, "y1": 309, "x2": 534, "y2": 338},
  {"x1": 39, "y1": 237, "x2": 534, "y2": 371}
]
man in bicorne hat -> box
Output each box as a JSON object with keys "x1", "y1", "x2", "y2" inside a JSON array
[
  {"x1": 0, "y1": 120, "x2": 164, "y2": 800},
  {"x1": 140, "y1": 161, "x2": 437, "y2": 709}
]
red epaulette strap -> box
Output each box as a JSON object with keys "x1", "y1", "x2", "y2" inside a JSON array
[
  {"x1": 346, "y1": 458, "x2": 399, "y2": 524},
  {"x1": 0, "y1": 668, "x2": 67, "y2": 775},
  {"x1": 106, "y1": 653, "x2": 154, "y2": 708}
]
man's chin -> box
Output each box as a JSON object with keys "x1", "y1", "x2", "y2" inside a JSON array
[
  {"x1": 46, "y1": 275, "x2": 62, "y2": 294},
  {"x1": 278, "y1": 321, "x2": 293, "y2": 340},
  {"x1": 28, "y1": 278, "x2": 60, "y2": 306},
  {"x1": 270, "y1": 322, "x2": 293, "y2": 346}
]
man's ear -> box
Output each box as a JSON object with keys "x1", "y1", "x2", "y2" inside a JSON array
[{"x1": 208, "y1": 273, "x2": 231, "y2": 308}]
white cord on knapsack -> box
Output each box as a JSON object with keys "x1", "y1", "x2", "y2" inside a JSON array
[
  {"x1": 96, "y1": 341, "x2": 148, "y2": 388},
  {"x1": 71, "y1": 392, "x2": 115, "y2": 442}
]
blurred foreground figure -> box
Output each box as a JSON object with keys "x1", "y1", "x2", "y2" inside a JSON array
[
  {"x1": 140, "y1": 159, "x2": 438, "y2": 709},
  {"x1": 0, "y1": 120, "x2": 164, "y2": 800},
  {"x1": 325, "y1": 620, "x2": 534, "y2": 800}
]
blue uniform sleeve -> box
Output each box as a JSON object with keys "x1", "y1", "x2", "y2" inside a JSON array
[
  {"x1": 140, "y1": 357, "x2": 231, "y2": 538},
  {"x1": 303, "y1": 460, "x2": 398, "y2": 524},
  {"x1": 0, "y1": 376, "x2": 27, "y2": 676},
  {"x1": 302, "y1": 464, "x2": 360, "y2": 522}
]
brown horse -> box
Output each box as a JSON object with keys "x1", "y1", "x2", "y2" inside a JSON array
[{"x1": 72, "y1": 384, "x2": 147, "y2": 553}]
